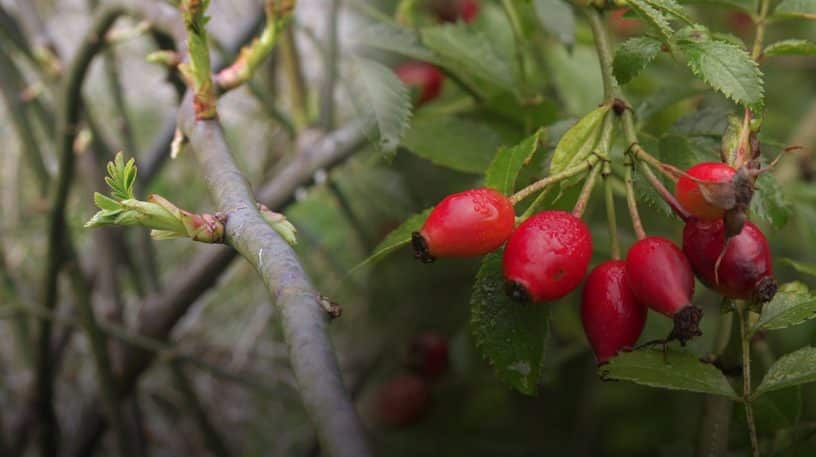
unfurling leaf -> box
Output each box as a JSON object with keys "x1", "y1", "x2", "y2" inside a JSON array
[{"x1": 351, "y1": 209, "x2": 432, "y2": 272}]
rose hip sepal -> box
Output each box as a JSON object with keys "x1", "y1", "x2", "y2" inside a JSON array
[
  {"x1": 683, "y1": 219, "x2": 777, "y2": 303},
  {"x1": 412, "y1": 188, "x2": 515, "y2": 263},
  {"x1": 582, "y1": 260, "x2": 647, "y2": 364},
  {"x1": 394, "y1": 61, "x2": 444, "y2": 106},
  {"x1": 502, "y1": 211, "x2": 592, "y2": 303},
  {"x1": 675, "y1": 162, "x2": 737, "y2": 221},
  {"x1": 625, "y1": 236, "x2": 703, "y2": 344}
]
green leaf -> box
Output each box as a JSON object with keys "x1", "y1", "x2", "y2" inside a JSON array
[
  {"x1": 94, "y1": 192, "x2": 121, "y2": 212},
  {"x1": 626, "y1": 0, "x2": 675, "y2": 43},
  {"x1": 764, "y1": 39, "x2": 816, "y2": 57},
  {"x1": 751, "y1": 173, "x2": 791, "y2": 229},
  {"x1": 600, "y1": 348, "x2": 739, "y2": 398},
  {"x1": 402, "y1": 115, "x2": 506, "y2": 174},
  {"x1": 549, "y1": 105, "x2": 609, "y2": 176},
  {"x1": 532, "y1": 0, "x2": 575, "y2": 47},
  {"x1": 544, "y1": 45, "x2": 604, "y2": 115},
  {"x1": 752, "y1": 282, "x2": 816, "y2": 333},
  {"x1": 471, "y1": 252, "x2": 549, "y2": 395},
  {"x1": 351, "y1": 209, "x2": 431, "y2": 272},
  {"x1": 614, "y1": 36, "x2": 663, "y2": 84},
  {"x1": 677, "y1": 33, "x2": 764, "y2": 110},
  {"x1": 421, "y1": 23, "x2": 516, "y2": 92},
  {"x1": 350, "y1": 57, "x2": 413, "y2": 153},
  {"x1": 484, "y1": 129, "x2": 547, "y2": 195},
  {"x1": 640, "y1": 0, "x2": 694, "y2": 24},
  {"x1": 773, "y1": 0, "x2": 816, "y2": 20},
  {"x1": 681, "y1": 0, "x2": 756, "y2": 12},
  {"x1": 781, "y1": 258, "x2": 816, "y2": 278},
  {"x1": 747, "y1": 387, "x2": 802, "y2": 433},
  {"x1": 352, "y1": 23, "x2": 437, "y2": 62},
  {"x1": 669, "y1": 106, "x2": 733, "y2": 137},
  {"x1": 756, "y1": 347, "x2": 816, "y2": 396}
]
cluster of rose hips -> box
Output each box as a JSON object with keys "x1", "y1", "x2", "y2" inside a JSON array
[
  {"x1": 411, "y1": 160, "x2": 776, "y2": 364},
  {"x1": 373, "y1": 332, "x2": 450, "y2": 427}
]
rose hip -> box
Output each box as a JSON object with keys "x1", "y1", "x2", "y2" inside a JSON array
[
  {"x1": 394, "y1": 61, "x2": 444, "y2": 106},
  {"x1": 675, "y1": 162, "x2": 737, "y2": 221}
]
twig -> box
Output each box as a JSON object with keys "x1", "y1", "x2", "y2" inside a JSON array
[
  {"x1": 169, "y1": 363, "x2": 231, "y2": 457},
  {"x1": 737, "y1": 303, "x2": 761, "y2": 457},
  {"x1": 319, "y1": 0, "x2": 340, "y2": 129},
  {"x1": 624, "y1": 157, "x2": 646, "y2": 240},
  {"x1": 280, "y1": 27, "x2": 309, "y2": 129}
]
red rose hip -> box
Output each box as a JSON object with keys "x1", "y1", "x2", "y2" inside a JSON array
[
  {"x1": 412, "y1": 188, "x2": 515, "y2": 263},
  {"x1": 675, "y1": 162, "x2": 737, "y2": 221},
  {"x1": 503, "y1": 211, "x2": 592, "y2": 303},
  {"x1": 683, "y1": 219, "x2": 777, "y2": 302},
  {"x1": 394, "y1": 61, "x2": 444, "y2": 106},
  {"x1": 374, "y1": 374, "x2": 430, "y2": 427},
  {"x1": 626, "y1": 236, "x2": 702, "y2": 344},
  {"x1": 408, "y1": 332, "x2": 449, "y2": 379},
  {"x1": 582, "y1": 260, "x2": 647, "y2": 363}
]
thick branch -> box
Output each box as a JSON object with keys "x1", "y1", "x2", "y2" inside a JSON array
[{"x1": 178, "y1": 94, "x2": 370, "y2": 457}]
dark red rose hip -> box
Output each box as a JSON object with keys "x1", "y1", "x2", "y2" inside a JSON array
[
  {"x1": 503, "y1": 211, "x2": 592, "y2": 303},
  {"x1": 626, "y1": 236, "x2": 702, "y2": 344},
  {"x1": 683, "y1": 218, "x2": 777, "y2": 303},
  {"x1": 412, "y1": 188, "x2": 515, "y2": 263},
  {"x1": 582, "y1": 260, "x2": 647, "y2": 363}
]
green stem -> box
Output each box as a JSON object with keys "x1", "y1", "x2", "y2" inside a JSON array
[
  {"x1": 510, "y1": 158, "x2": 597, "y2": 205},
  {"x1": 603, "y1": 163, "x2": 621, "y2": 260},
  {"x1": 280, "y1": 26, "x2": 309, "y2": 130},
  {"x1": 501, "y1": 0, "x2": 527, "y2": 85},
  {"x1": 180, "y1": 0, "x2": 217, "y2": 119},
  {"x1": 572, "y1": 161, "x2": 602, "y2": 217},
  {"x1": 751, "y1": 0, "x2": 771, "y2": 61},
  {"x1": 737, "y1": 302, "x2": 761, "y2": 457},
  {"x1": 624, "y1": 157, "x2": 646, "y2": 240}
]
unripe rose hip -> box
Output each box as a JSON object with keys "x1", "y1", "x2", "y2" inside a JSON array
[
  {"x1": 502, "y1": 211, "x2": 592, "y2": 303},
  {"x1": 412, "y1": 188, "x2": 515, "y2": 263},
  {"x1": 675, "y1": 162, "x2": 737, "y2": 221},
  {"x1": 394, "y1": 61, "x2": 444, "y2": 106},
  {"x1": 374, "y1": 374, "x2": 431, "y2": 427},
  {"x1": 626, "y1": 236, "x2": 702, "y2": 344},
  {"x1": 683, "y1": 218, "x2": 777, "y2": 303},
  {"x1": 582, "y1": 260, "x2": 647, "y2": 363}
]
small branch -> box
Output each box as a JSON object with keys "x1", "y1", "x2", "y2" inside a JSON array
[
  {"x1": 319, "y1": 0, "x2": 340, "y2": 129},
  {"x1": 603, "y1": 164, "x2": 620, "y2": 260},
  {"x1": 179, "y1": 0, "x2": 217, "y2": 119},
  {"x1": 169, "y1": 363, "x2": 231, "y2": 457},
  {"x1": 214, "y1": 0, "x2": 295, "y2": 92},
  {"x1": 510, "y1": 159, "x2": 597, "y2": 205},
  {"x1": 572, "y1": 162, "x2": 601, "y2": 218},
  {"x1": 280, "y1": 26, "x2": 309, "y2": 129},
  {"x1": 638, "y1": 162, "x2": 690, "y2": 221},
  {"x1": 737, "y1": 303, "x2": 761, "y2": 457},
  {"x1": 624, "y1": 157, "x2": 646, "y2": 240}
]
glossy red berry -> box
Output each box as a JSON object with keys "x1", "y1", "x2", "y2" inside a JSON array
[
  {"x1": 626, "y1": 237, "x2": 702, "y2": 343},
  {"x1": 676, "y1": 162, "x2": 737, "y2": 221},
  {"x1": 408, "y1": 332, "x2": 449, "y2": 379},
  {"x1": 374, "y1": 374, "x2": 430, "y2": 427},
  {"x1": 412, "y1": 188, "x2": 515, "y2": 263},
  {"x1": 582, "y1": 261, "x2": 647, "y2": 363},
  {"x1": 503, "y1": 211, "x2": 592, "y2": 303},
  {"x1": 683, "y1": 219, "x2": 777, "y2": 302},
  {"x1": 394, "y1": 61, "x2": 444, "y2": 106}
]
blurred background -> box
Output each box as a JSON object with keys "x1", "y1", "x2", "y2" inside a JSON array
[{"x1": 1, "y1": 0, "x2": 816, "y2": 456}]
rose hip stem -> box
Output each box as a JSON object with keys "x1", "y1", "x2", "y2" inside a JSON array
[
  {"x1": 639, "y1": 161, "x2": 691, "y2": 221},
  {"x1": 624, "y1": 155, "x2": 646, "y2": 240},
  {"x1": 572, "y1": 162, "x2": 602, "y2": 218},
  {"x1": 509, "y1": 156, "x2": 599, "y2": 206}
]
